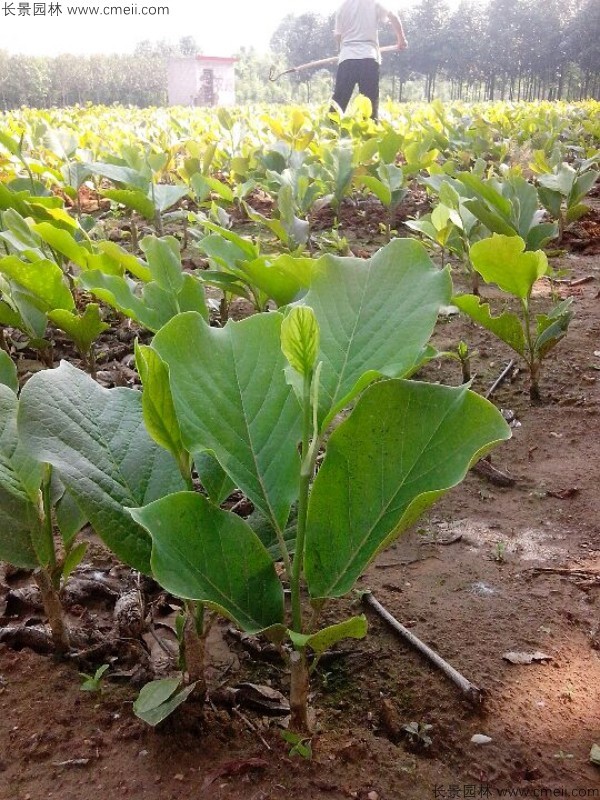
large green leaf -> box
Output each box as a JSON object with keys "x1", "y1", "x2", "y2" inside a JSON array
[
  {"x1": 102, "y1": 189, "x2": 156, "y2": 220},
  {"x1": 130, "y1": 492, "x2": 284, "y2": 634},
  {"x1": 305, "y1": 380, "x2": 511, "y2": 599},
  {"x1": 18, "y1": 362, "x2": 185, "y2": 573},
  {"x1": 0, "y1": 385, "x2": 41, "y2": 568},
  {"x1": 152, "y1": 312, "x2": 302, "y2": 532},
  {"x1": 242, "y1": 254, "x2": 315, "y2": 306},
  {"x1": 0, "y1": 255, "x2": 74, "y2": 312},
  {"x1": 300, "y1": 239, "x2": 452, "y2": 429},
  {"x1": 453, "y1": 294, "x2": 526, "y2": 356},
  {"x1": 469, "y1": 235, "x2": 547, "y2": 300}
]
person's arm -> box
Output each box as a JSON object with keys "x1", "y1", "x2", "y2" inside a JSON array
[{"x1": 387, "y1": 10, "x2": 408, "y2": 49}]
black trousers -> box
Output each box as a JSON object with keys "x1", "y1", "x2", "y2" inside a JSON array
[{"x1": 332, "y1": 58, "x2": 380, "y2": 120}]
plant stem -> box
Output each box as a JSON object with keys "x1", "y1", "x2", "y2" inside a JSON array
[
  {"x1": 521, "y1": 297, "x2": 540, "y2": 402},
  {"x1": 289, "y1": 650, "x2": 311, "y2": 733},
  {"x1": 41, "y1": 465, "x2": 57, "y2": 575},
  {"x1": 290, "y1": 374, "x2": 312, "y2": 634},
  {"x1": 34, "y1": 568, "x2": 70, "y2": 654},
  {"x1": 36, "y1": 465, "x2": 69, "y2": 654},
  {"x1": 183, "y1": 600, "x2": 207, "y2": 695}
]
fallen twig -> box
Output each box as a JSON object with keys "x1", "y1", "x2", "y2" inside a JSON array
[
  {"x1": 485, "y1": 359, "x2": 516, "y2": 399},
  {"x1": 362, "y1": 592, "x2": 483, "y2": 704},
  {"x1": 231, "y1": 706, "x2": 272, "y2": 751},
  {"x1": 472, "y1": 459, "x2": 515, "y2": 487},
  {"x1": 528, "y1": 567, "x2": 600, "y2": 583},
  {"x1": 550, "y1": 275, "x2": 595, "y2": 287},
  {"x1": 569, "y1": 275, "x2": 595, "y2": 286}
]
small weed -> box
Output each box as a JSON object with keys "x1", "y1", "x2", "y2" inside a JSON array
[
  {"x1": 79, "y1": 664, "x2": 110, "y2": 693},
  {"x1": 561, "y1": 682, "x2": 575, "y2": 702},
  {"x1": 492, "y1": 541, "x2": 507, "y2": 563},
  {"x1": 401, "y1": 721, "x2": 433, "y2": 749},
  {"x1": 281, "y1": 730, "x2": 312, "y2": 759},
  {"x1": 554, "y1": 750, "x2": 574, "y2": 760}
]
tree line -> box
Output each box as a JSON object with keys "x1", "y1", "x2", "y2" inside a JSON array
[
  {"x1": 271, "y1": 0, "x2": 600, "y2": 103},
  {"x1": 0, "y1": 0, "x2": 597, "y2": 109}
]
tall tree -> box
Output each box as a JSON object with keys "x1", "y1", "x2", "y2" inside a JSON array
[{"x1": 406, "y1": 0, "x2": 451, "y2": 101}]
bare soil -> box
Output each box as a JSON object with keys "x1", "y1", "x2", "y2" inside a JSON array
[{"x1": 1, "y1": 205, "x2": 600, "y2": 800}]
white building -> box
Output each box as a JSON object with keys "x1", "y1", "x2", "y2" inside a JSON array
[{"x1": 167, "y1": 56, "x2": 236, "y2": 107}]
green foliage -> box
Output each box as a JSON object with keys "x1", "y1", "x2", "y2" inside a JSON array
[
  {"x1": 133, "y1": 678, "x2": 198, "y2": 726},
  {"x1": 80, "y1": 235, "x2": 207, "y2": 332},
  {"x1": 79, "y1": 664, "x2": 110, "y2": 693},
  {"x1": 536, "y1": 158, "x2": 599, "y2": 241},
  {"x1": 18, "y1": 361, "x2": 187, "y2": 573},
  {"x1": 129, "y1": 239, "x2": 509, "y2": 729},
  {"x1": 454, "y1": 234, "x2": 573, "y2": 401}
]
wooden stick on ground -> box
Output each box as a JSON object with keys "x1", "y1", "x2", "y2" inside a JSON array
[
  {"x1": 362, "y1": 591, "x2": 484, "y2": 704},
  {"x1": 485, "y1": 359, "x2": 516, "y2": 399}
]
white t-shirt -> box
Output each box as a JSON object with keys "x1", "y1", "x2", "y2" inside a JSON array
[{"x1": 334, "y1": 0, "x2": 392, "y2": 63}]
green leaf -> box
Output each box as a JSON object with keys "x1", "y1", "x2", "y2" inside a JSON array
[
  {"x1": 305, "y1": 380, "x2": 510, "y2": 599},
  {"x1": 133, "y1": 679, "x2": 196, "y2": 726},
  {"x1": 130, "y1": 492, "x2": 284, "y2": 633},
  {"x1": 0, "y1": 385, "x2": 41, "y2": 568},
  {"x1": 18, "y1": 362, "x2": 186, "y2": 573},
  {"x1": 96, "y1": 240, "x2": 152, "y2": 281},
  {"x1": 151, "y1": 184, "x2": 189, "y2": 214},
  {"x1": 357, "y1": 176, "x2": 391, "y2": 207},
  {"x1": 78, "y1": 271, "x2": 180, "y2": 332},
  {"x1": 48, "y1": 304, "x2": 109, "y2": 355},
  {"x1": 55, "y1": 486, "x2": 87, "y2": 547},
  {"x1": 135, "y1": 342, "x2": 188, "y2": 470},
  {"x1": 535, "y1": 299, "x2": 574, "y2": 359},
  {"x1": 469, "y1": 235, "x2": 547, "y2": 300},
  {"x1": 102, "y1": 189, "x2": 156, "y2": 219},
  {"x1": 0, "y1": 255, "x2": 74, "y2": 312},
  {"x1": 242, "y1": 254, "x2": 315, "y2": 307},
  {"x1": 288, "y1": 615, "x2": 367, "y2": 653},
  {"x1": 32, "y1": 223, "x2": 91, "y2": 269},
  {"x1": 140, "y1": 236, "x2": 184, "y2": 295},
  {"x1": 0, "y1": 351, "x2": 18, "y2": 394},
  {"x1": 134, "y1": 678, "x2": 180, "y2": 714},
  {"x1": 301, "y1": 239, "x2": 452, "y2": 429},
  {"x1": 571, "y1": 170, "x2": 598, "y2": 205},
  {"x1": 537, "y1": 187, "x2": 562, "y2": 219},
  {"x1": 86, "y1": 162, "x2": 149, "y2": 191},
  {"x1": 463, "y1": 199, "x2": 515, "y2": 236},
  {"x1": 453, "y1": 294, "x2": 526, "y2": 356},
  {"x1": 194, "y1": 450, "x2": 236, "y2": 505},
  {"x1": 152, "y1": 312, "x2": 301, "y2": 532},
  {"x1": 281, "y1": 306, "x2": 319, "y2": 377},
  {"x1": 526, "y1": 222, "x2": 558, "y2": 251},
  {"x1": 61, "y1": 541, "x2": 88, "y2": 581}
]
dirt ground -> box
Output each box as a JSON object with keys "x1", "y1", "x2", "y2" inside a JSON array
[{"x1": 1, "y1": 201, "x2": 599, "y2": 800}]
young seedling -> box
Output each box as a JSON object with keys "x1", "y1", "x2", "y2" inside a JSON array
[
  {"x1": 401, "y1": 721, "x2": 433, "y2": 749},
  {"x1": 126, "y1": 239, "x2": 510, "y2": 732},
  {"x1": 454, "y1": 234, "x2": 573, "y2": 402},
  {"x1": 79, "y1": 663, "x2": 110, "y2": 693},
  {"x1": 537, "y1": 157, "x2": 599, "y2": 243}
]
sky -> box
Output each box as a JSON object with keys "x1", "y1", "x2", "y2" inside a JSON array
[
  {"x1": 0, "y1": 0, "x2": 340, "y2": 57},
  {"x1": 0, "y1": 0, "x2": 448, "y2": 58}
]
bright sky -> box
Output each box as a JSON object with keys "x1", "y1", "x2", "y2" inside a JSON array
[
  {"x1": 0, "y1": 0, "x2": 346, "y2": 57},
  {"x1": 0, "y1": 0, "x2": 453, "y2": 57}
]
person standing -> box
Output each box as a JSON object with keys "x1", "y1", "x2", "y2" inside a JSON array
[{"x1": 331, "y1": 0, "x2": 408, "y2": 120}]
